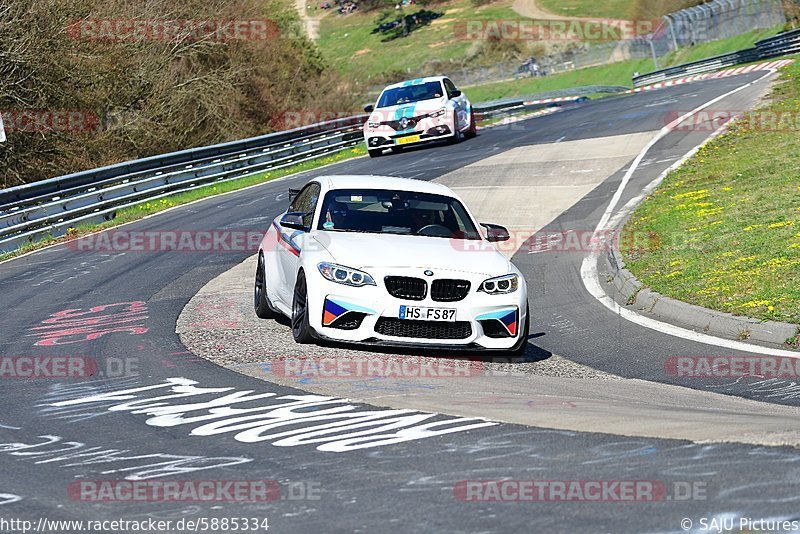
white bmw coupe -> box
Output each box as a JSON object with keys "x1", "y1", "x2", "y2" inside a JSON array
[{"x1": 254, "y1": 175, "x2": 529, "y2": 354}]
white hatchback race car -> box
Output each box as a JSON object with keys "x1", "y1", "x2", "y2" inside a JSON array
[
  {"x1": 363, "y1": 76, "x2": 477, "y2": 158},
  {"x1": 254, "y1": 175, "x2": 529, "y2": 354}
]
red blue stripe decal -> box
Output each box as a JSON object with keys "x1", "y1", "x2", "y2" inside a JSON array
[{"x1": 273, "y1": 221, "x2": 301, "y2": 257}]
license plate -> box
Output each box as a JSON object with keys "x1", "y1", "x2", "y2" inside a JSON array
[
  {"x1": 399, "y1": 305, "x2": 456, "y2": 322},
  {"x1": 396, "y1": 135, "x2": 421, "y2": 146}
]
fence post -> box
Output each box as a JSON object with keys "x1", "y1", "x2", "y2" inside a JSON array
[{"x1": 667, "y1": 16, "x2": 679, "y2": 51}]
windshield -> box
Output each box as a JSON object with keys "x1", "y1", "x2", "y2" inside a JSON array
[
  {"x1": 317, "y1": 189, "x2": 481, "y2": 239},
  {"x1": 376, "y1": 81, "x2": 445, "y2": 108}
]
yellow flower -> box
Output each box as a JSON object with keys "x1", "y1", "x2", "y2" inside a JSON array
[
  {"x1": 672, "y1": 189, "x2": 709, "y2": 200},
  {"x1": 741, "y1": 299, "x2": 771, "y2": 308}
]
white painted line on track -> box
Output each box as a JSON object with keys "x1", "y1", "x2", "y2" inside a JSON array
[{"x1": 581, "y1": 67, "x2": 800, "y2": 358}]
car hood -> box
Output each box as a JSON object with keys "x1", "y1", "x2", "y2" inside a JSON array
[
  {"x1": 370, "y1": 97, "x2": 448, "y2": 122},
  {"x1": 312, "y1": 232, "x2": 511, "y2": 276}
]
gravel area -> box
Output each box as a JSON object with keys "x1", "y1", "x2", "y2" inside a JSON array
[{"x1": 177, "y1": 256, "x2": 620, "y2": 392}]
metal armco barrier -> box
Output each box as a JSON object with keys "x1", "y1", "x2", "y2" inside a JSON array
[
  {"x1": 0, "y1": 87, "x2": 611, "y2": 253},
  {"x1": 633, "y1": 27, "x2": 800, "y2": 87}
]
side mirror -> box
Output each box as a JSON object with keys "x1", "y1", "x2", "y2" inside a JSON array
[
  {"x1": 450, "y1": 90, "x2": 462, "y2": 98},
  {"x1": 364, "y1": 104, "x2": 374, "y2": 113},
  {"x1": 481, "y1": 222, "x2": 510, "y2": 242},
  {"x1": 288, "y1": 188, "x2": 301, "y2": 204},
  {"x1": 281, "y1": 212, "x2": 308, "y2": 232}
]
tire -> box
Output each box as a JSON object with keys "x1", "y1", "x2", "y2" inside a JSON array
[
  {"x1": 390, "y1": 146, "x2": 404, "y2": 154},
  {"x1": 254, "y1": 253, "x2": 278, "y2": 319},
  {"x1": 291, "y1": 271, "x2": 315, "y2": 344},
  {"x1": 368, "y1": 148, "x2": 383, "y2": 158},
  {"x1": 508, "y1": 303, "x2": 530, "y2": 357},
  {"x1": 464, "y1": 109, "x2": 477, "y2": 139},
  {"x1": 446, "y1": 115, "x2": 461, "y2": 145}
]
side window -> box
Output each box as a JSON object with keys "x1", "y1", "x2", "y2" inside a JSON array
[
  {"x1": 443, "y1": 79, "x2": 457, "y2": 98},
  {"x1": 288, "y1": 183, "x2": 321, "y2": 228}
]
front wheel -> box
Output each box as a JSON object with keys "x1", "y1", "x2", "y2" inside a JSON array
[
  {"x1": 291, "y1": 272, "x2": 315, "y2": 344},
  {"x1": 368, "y1": 148, "x2": 383, "y2": 158},
  {"x1": 464, "y1": 109, "x2": 477, "y2": 139},
  {"x1": 254, "y1": 254, "x2": 278, "y2": 319}
]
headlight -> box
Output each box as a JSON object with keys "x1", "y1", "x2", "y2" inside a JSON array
[
  {"x1": 367, "y1": 121, "x2": 381, "y2": 128},
  {"x1": 318, "y1": 262, "x2": 376, "y2": 287},
  {"x1": 478, "y1": 274, "x2": 519, "y2": 294},
  {"x1": 430, "y1": 108, "x2": 447, "y2": 118}
]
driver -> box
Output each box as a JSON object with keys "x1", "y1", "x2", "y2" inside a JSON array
[
  {"x1": 323, "y1": 200, "x2": 349, "y2": 229},
  {"x1": 409, "y1": 209, "x2": 436, "y2": 232}
]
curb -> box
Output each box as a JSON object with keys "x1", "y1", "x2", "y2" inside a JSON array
[
  {"x1": 601, "y1": 233, "x2": 799, "y2": 351},
  {"x1": 629, "y1": 60, "x2": 795, "y2": 94}
]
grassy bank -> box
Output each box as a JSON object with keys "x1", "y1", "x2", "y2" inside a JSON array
[
  {"x1": 318, "y1": 0, "x2": 523, "y2": 82},
  {"x1": 319, "y1": 0, "x2": 784, "y2": 104},
  {"x1": 621, "y1": 57, "x2": 800, "y2": 329},
  {"x1": 536, "y1": 0, "x2": 703, "y2": 20},
  {"x1": 0, "y1": 146, "x2": 367, "y2": 263},
  {"x1": 536, "y1": 0, "x2": 638, "y2": 19},
  {"x1": 465, "y1": 26, "x2": 784, "y2": 102}
]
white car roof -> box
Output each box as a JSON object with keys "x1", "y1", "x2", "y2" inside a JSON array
[
  {"x1": 383, "y1": 76, "x2": 448, "y2": 91},
  {"x1": 317, "y1": 175, "x2": 454, "y2": 196}
]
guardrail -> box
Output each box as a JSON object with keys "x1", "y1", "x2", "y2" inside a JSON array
[
  {"x1": 756, "y1": 28, "x2": 800, "y2": 58},
  {"x1": 632, "y1": 27, "x2": 800, "y2": 87},
  {"x1": 0, "y1": 87, "x2": 611, "y2": 254}
]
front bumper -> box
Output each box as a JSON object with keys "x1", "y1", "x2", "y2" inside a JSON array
[
  {"x1": 364, "y1": 114, "x2": 454, "y2": 149},
  {"x1": 308, "y1": 274, "x2": 527, "y2": 351}
]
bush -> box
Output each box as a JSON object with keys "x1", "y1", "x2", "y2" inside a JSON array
[{"x1": 0, "y1": 0, "x2": 356, "y2": 188}]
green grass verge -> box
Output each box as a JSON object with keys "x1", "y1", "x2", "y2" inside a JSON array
[
  {"x1": 621, "y1": 56, "x2": 800, "y2": 327},
  {"x1": 0, "y1": 146, "x2": 367, "y2": 263},
  {"x1": 465, "y1": 25, "x2": 784, "y2": 102},
  {"x1": 465, "y1": 59, "x2": 652, "y2": 101}
]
